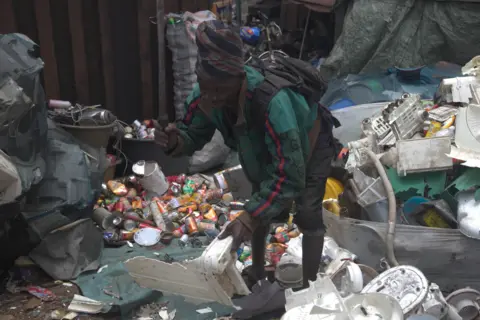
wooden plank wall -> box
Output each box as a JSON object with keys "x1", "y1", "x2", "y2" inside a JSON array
[{"x1": 0, "y1": 0, "x2": 210, "y2": 123}]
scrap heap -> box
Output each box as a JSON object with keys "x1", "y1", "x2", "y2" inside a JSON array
[
  {"x1": 340, "y1": 56, "x2": 480, "y2": 234},
  {"x1": 93, "y1": 163, "x2": 302, "y2": 271}
]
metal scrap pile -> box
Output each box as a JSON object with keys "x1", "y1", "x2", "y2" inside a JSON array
[
  {"x1": 280, "y1": 246, "x2": 480, "y2": 319},
  {"x1": 338, "y1": 56, "x2": 480, "y2": 236}
]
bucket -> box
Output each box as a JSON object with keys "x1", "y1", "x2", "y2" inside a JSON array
[
  {"x1": 59, "y1": 122, "x2": 117, "y2": 149},
  {"x1": 132, "y1": 160, "x2": 169, "y2": 196}
]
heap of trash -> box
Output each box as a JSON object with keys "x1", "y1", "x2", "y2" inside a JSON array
[
  {"x1": 118, "y1": 56, "x2": 480, "y2": 320},
  {"x1": 338, "y1": 55, "x2": 480, "y2": 235}
]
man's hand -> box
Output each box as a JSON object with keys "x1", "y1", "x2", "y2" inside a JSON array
[
  {"x1": 218, "y1": 210, "x2": 259, "y2": 252},
  {"x1": 153, "y1": 121, "x2": 179, "y2": 151}
]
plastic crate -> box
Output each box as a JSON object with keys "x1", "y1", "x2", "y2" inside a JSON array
[{"x1": 357, "y1": 178, "x2": 386, "y2": 207}]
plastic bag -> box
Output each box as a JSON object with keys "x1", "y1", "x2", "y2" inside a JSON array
[
  {"x1": 188, "y1": 130, "x2": 230, "y2": 174},
  {"x1": 166, "y1": 11, "x2": 215, "y2": 120},
  {"x1": 22, "y1": 120, "x2": 107, "y2": 239}
]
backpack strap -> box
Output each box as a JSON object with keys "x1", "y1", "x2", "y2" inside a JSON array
[{"x1": 251, "y1": 73, "x2": 294, "y2": 132}]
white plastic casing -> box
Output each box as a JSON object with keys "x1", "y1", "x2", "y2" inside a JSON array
[{"x1": 124, "y1": 236, "x2": 250, "y2": 306}]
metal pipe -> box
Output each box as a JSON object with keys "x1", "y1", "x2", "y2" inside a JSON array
[
  {"x1": 299, "y1": 9, "x2": 311, "y2": 59},
  {"x1": 156, "y1": 0, "x2": 168, "y2": 127},
  {"x1": 363, "y1": 148, "x2": 399, "y2": 267}
]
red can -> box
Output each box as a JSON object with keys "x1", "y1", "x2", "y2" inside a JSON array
[{"x1": 114, "y1": 201, "x2": 125, "y2": 212}]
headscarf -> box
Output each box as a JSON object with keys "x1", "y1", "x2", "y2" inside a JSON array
[{"x1": 195, "y1": 20, "x2": 244, "y2": 80}]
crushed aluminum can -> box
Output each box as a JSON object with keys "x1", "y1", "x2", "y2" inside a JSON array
[
  {"x1": 141, "y1": 207, "x2": 152, "y2": 220},
  {"x1": 229, "y1": 201, "x2": 245, "y2": 210},
  {"x1": 103, "y1": 230, "x2": 119, "y2": 241},
  {"x1": 205, "y1": 189, "x2": 223, "y2": 202},
  {"x1": 198, "y1": 221, "x2": 217, "y2": 232},
  {"x1": 123, "y1": 219, "x2": 137, "y2": 231},
  {"x1": 212, "y1": 204, "x2": 229, "y2": 215},
  {"x1": 100, "y1": 183, "x2": 110, "y2": 196},
  {"x1": 179, "y1": 234, "x2": 189, "y2": 244},
  {"x1": 138, "y1": 129, "x2": 148, "y2": 139},
  {"x1": 120, "y1": 229, "x2": 137, "y2": 240},
  {"x1": 133, "y1": 120, "x2": 142, "y2": 129},
  {"x1": 170, "y1": 182, "x2": 182, "y2": 196},
  {"x1": 176, "y1": 174, "x2": 187, "y2": 185},
  {"x1": 126, "y1": 175, "x2": 137, "y2": 185},
  {"x1": 167, "y1": 211, "x2": 180, "y2": 222},
  {"x1": 168, "y1": 197, "x2": 181, "y2": 209}
]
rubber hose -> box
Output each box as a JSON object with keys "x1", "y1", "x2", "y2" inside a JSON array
[{"x1": 363, "y1": 148, "x2": 399, "y2": 267}]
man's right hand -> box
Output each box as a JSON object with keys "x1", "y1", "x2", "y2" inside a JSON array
[{"x1": 153, "y1": 121, "x2": 179, "y2": 151}]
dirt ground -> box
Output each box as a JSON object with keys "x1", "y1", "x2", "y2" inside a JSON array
[
  {"x1": 0, "y1": 265, "x2": 119, "y2": 320},
  {"x1": 0, "y1": 283, "x2": 118, "y2": 320}
]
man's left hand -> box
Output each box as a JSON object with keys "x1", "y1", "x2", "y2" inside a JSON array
[{"x1": 218, "y1": 210, "x2": 259, "y2": 252}]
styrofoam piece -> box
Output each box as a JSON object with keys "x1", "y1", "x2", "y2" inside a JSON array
[
  {"x1": 283, "y1": 274, "x2": 403, "y2": 320},
  {"x1": 124, "y1": 236, "x2": 250, "y2": 306},
  {"x1": 396, "y1": 137, "x2": 452, "y2": 176},
  {"x1": 362, "y1": 265, "x2": 429, "y2": 316}
]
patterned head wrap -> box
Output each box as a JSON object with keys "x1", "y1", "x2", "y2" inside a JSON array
[{"x1": 195, "y1": 20, "x2": 244, "y2": 80}]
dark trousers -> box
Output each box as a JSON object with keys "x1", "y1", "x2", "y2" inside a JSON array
[{"x1": 250, "y1": 128, "x2": 335, "y2": 288}]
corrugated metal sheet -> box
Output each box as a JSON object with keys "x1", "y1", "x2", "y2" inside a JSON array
[{"x1": 0, "y1": 0, "x2": 210, "y2": 123}]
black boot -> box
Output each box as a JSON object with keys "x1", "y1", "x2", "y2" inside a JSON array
[{"x1": 301, "y1": 233, "x2": 325, "y2": 289}]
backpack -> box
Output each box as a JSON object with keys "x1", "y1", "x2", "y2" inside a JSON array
[{"x1": 248, "y1": 56, "x2": 340, "y2": 132}]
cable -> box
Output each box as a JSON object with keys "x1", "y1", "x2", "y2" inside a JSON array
[{"x1": 363, "y1": 148, "x2": 399, "y2": 267}]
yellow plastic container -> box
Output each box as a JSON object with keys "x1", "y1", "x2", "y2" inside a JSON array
[{"x1": 324, "y1": 177, "x2": 344, "y2": 200}]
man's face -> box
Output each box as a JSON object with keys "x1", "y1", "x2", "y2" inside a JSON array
[{"x1": 198, "y1": 76, "x2": 243, "y2": 111}]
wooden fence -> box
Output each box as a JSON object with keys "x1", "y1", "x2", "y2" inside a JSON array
[{"x1": 0, "y1": 0, "x2": 210, "y2": 123}]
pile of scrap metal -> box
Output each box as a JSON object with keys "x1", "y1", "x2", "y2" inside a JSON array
[
  {"x1": 323, "y1": 55, "x2": 480, "y2": 293},
  {"x1": 282, "y1": 240, "x2": 480, "y2": 320}
]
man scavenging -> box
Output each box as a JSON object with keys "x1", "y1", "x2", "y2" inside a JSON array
[{"x1": 155, "y1": 20, "x2": 338, "y2": 290}]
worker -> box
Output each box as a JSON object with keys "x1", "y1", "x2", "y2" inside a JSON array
[{"x1": 154, "y1": 20, "x2": 336, "y2": 290}]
